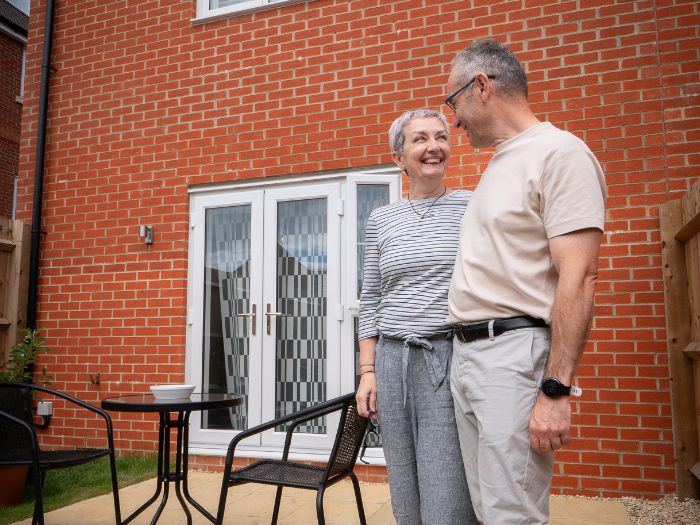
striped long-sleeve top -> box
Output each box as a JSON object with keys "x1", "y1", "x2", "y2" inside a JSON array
[{"x1": 358, "y1": 190, "x2": 471, "y2": 340}]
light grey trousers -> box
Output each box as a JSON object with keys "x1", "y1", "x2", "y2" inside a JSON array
[
  {"x1": 451, "y1": 328, "x2": 553, "y2": 525},
  {"x1": 375, "y1": 334, "x2": 478, "y2": 525}
]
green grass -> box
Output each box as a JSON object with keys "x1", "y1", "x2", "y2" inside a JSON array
[{"x1": 0, "y1": 455, "x2": 158, "y2": 525}]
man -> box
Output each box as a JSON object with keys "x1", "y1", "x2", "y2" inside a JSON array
[{"x1": 444, "y1": 39, "x2": 605, "y2": 525}]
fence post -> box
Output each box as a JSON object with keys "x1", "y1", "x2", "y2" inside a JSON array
[
  {"x1": 0, "y1": 219, "x2": 31, "y2": 361},
  {"x1": 661, "y1": 180, "x2": 700, "y2": 499}
]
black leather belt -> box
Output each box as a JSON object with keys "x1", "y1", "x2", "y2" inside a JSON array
[{"x1": 454, "y1": 316, "x2": 549, "y2": 343}]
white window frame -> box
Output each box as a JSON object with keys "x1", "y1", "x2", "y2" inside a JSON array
[
  {"x1": 340, "y1": 171, "x2": 400, "y2": 391},
  {"x1": 340, "y1": 170, "x2": 400, "y2": 465},
  {"x1": 194, "y1": 0, "x2": 307, "y2": 23},
  {"x1": 186, "y1": 166, "x2": 401, "y2": 462}
]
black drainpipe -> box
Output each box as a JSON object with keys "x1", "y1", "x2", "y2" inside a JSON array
[{"x1": 26, "y1": 0, "x2": 57, "y2": 330}]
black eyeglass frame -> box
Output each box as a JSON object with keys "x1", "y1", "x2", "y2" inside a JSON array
[{"x1": 444, "y1": 74, "x2": 496, "y2": 113}]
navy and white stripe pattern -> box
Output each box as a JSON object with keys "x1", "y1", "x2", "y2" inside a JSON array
[{"x1": 359, "y1": 190, "x2": 471, "y2": 340}]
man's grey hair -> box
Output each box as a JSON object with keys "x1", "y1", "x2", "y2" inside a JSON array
[
  {"x1": 451, "y1": 38, "x2": 529, "y2": 99},
  {"x1": 389, "y1": 109, "x2": 449, "y2": 155}
]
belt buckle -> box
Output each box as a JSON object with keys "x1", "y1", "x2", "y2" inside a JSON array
[{"x1": 457, "y1": 326, "x2": 477, "y2": 343}]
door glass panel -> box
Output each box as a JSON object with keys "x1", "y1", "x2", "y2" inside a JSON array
[
  {"x1": 356, "y1": 185, "x2": 391, "y2": 299},
  {"x1": 354, "y1": 184, "x2": 389, "y2": 448},
  {"x1": 202, "y1": 205, "x2": 251, "y2": 430},
  {"x1": 275, "y1": 198, "x2": 327, "y2": 433}
]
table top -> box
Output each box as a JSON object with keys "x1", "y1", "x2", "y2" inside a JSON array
[{"x1": 101, "y1": 393, "x2": 243, "y2": 413}]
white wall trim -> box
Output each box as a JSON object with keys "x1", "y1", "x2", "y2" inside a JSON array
[
  {"x1": 188, "y1": 165, "x2": 399, "y2": 195},
  {"x1": 0, "y1": 22, "x2": 27, "y2": 45}
]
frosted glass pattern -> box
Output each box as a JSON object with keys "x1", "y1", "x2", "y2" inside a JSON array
[
  {"x1": 275, "y1": 198, "x2": 328, "y2": 433},
  {"x1": 203, "y1": 205, "x2": 251, "y2": 430}
]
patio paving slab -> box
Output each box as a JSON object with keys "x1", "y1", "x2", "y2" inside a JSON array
[{"x1": 10, "y1": 471, "x2": 631, "y2": 524}]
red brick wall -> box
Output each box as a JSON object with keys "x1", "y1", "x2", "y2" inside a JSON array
[
  {"x1": 17, "y1": 0, "x2": 700, "y2": 498},
  {"x1": 0, "y1": 30, "x2": 23, "y2": 218}
]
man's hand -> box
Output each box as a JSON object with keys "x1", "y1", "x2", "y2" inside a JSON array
[
  {"x1": 356, "y1": 372, "x2": 377, "y2": 419},
  {"x1": 529, "y1": 393, "x2": 572, "y2": 454}
]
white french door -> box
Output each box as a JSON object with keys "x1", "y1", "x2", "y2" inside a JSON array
[
  {"x1": 188, "y1": 182, "x2": 342, "y2": 451},
  {"x1": 260, "y1": 184, "x2": 341, "y2": 448},
  {"x1": 189, "y1": 189, "x2": 264, "y2": 444},
  {"x1": 187, "y1": 169, "x2": 399, "y2": 458}
]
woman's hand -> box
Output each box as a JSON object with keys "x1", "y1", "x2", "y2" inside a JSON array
[{"x1": 356, "y1": 372, "x2": 377, "y2": 419}]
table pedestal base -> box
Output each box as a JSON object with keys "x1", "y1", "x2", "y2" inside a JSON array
[{"x1": 121, "y1": 411, "x2": 216, "y2": 525}]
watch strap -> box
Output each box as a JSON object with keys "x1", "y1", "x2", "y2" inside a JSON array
[
  {"x1": 542, "y1": 377, "x2": 583, "y2": 398},
  {"x1": 569, "y1": 385, "x2": 583, "y2": 397}
]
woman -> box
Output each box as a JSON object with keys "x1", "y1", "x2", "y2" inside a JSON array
[{"x1": 356, "y1": 109, "x2": 477, "y2": 525}]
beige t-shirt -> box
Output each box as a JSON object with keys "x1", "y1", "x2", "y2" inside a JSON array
[{"x1": 447, "y1": 122, "x2": 606, "y2": 325}]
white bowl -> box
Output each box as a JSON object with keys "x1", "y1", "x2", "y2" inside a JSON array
[{"x1": 150, "y1": 384, "x2": 196, "y2": 400}]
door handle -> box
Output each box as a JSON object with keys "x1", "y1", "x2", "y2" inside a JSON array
[
  {"x1": 265, "y1": 303, "x2": 286, "y2": 335},
  {"x1": 235, "y1": 304, "x2": 256, "y2": 336}
]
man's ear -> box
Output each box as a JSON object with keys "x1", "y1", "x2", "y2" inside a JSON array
[{"x1": 475, "y1": 72, "x2": 492, "y2": 100}]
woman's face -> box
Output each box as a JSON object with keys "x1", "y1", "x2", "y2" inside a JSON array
[{"x1": 393, "y1": 117, "x2": 450, "y2": 183}]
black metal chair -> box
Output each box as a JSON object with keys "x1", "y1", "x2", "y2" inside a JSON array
[
  {"x1": 0, "y1": 382, "x2": 121, "y2": 525},
  {"x1": 215, "y1": 392, "x2": 369, "y2": 525}
]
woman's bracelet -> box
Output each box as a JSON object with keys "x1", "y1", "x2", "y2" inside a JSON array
[
  {"x1": 360, "y1": 370, "x2": 376, "y2": 376},
  {"x1": 359, "y1": 363, "x2": 375, "y2": 368}
]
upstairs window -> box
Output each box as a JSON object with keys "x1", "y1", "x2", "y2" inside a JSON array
[{"x1": 196, "y1": 0, "x2": 296, "y2": 20}]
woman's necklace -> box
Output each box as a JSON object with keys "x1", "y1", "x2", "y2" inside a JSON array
[{"x1": 407, "y1": 186, "x2": 447, "y2": 220}]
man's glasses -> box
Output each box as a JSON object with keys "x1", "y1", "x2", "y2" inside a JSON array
[{"x1": 444, "y1": 74, "x2": 496, "y2": 113}]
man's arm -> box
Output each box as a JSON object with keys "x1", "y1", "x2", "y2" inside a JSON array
[{"x1": 529, "y1": 227, "x2": 602, "y2": 455}]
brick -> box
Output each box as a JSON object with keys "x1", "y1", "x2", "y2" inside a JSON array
[{"x1": 13, "y1": 0, "x2": 696, "y2": 500}]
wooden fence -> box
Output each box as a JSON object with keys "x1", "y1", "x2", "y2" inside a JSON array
[
  {"x1": 0, "y1": 219, "x2": 31, "y2": 361},
  {"x1": 661, "y1": 179, "x2": 700, "y2": 499}
]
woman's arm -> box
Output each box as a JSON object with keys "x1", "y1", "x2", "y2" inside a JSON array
[
  {"x1": 357, "y1": 213, "x2": 381, "y2": 418},
  {"x1": 356, "y1": 337, "x2": 378, "y2": 418}
]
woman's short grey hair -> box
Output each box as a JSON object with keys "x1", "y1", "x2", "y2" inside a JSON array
[
  {"x1": 452, "y1": 38, "x2": 528, "y2": 99},
  {"x1": 388, "y1": 109, "x2": 449, "y2": 155}
]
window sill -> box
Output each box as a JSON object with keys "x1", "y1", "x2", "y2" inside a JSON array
[{"x1": 191, "y1": 0, "x2": 308, "y2": 25}]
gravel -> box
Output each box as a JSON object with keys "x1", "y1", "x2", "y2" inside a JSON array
[{"x1": 620, "y1": 495, "x2": 700, "y2": 525}]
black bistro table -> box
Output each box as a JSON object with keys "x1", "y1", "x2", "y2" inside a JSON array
[{"x1": 102, "y1": 393, "x2": 242, "y2": 525}]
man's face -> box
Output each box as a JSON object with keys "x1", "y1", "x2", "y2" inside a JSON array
[{"x1": 446, "y1": 70, "x2": 489, "y2": 149}]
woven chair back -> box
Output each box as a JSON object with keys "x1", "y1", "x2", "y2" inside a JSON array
[
  {"x1": 0, "y1": 385, "x2": 34, "y2": 463},
  {"x1": 327, "y1": 398, "x2": 368, "y2": 477}
]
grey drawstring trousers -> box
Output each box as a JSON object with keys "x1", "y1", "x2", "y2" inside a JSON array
[{"x1": 375, "y1": 334, "x2": 478, "y2": 525}]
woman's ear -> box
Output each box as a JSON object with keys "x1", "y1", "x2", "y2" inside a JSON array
[{"x1": 392, "y1": 151, "x2": 405, "y2": 172}]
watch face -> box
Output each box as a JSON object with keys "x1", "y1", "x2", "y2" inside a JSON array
[{"x1": 542, "y1": 379, "x2": 562, "y2": 397}]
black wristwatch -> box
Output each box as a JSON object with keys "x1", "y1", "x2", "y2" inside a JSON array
[{"x1": 541, "y1": 377, "x2": 583, "y2": 398}]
